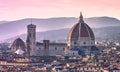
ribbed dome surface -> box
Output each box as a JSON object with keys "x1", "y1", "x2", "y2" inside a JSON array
[
  {"x1": 68, "y1": 13, "x2": 95, "y2": 43},
  {"x1": 11, "y1": 38, "x2": 26, "y2": 52},
  {"x1": 68, "y1": 22, "x2": 95, "y2": 41}
]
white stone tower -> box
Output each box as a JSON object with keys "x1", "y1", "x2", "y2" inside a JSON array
[{"x1": 26, "y1": 24, "x2": 36, "y2": 56}]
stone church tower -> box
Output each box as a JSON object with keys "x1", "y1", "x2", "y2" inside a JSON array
[{"x1": 26, "y1": 24, "x2": 36, "y2": 56}]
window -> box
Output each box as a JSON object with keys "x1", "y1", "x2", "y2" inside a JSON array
[
  {"x1": 29, "y1": 33, "x2": 31, "y2": 37},
  {"x1": 39, "y1": 47, "x2": 41, "y2": 50},
  {"x1": 55, "y1": 48, "x2": 57, "y2": 50},
  {"x1": 74, "y1": 42, "x2": 76, "y2": 44},
  {"x1": 63, "y1": 48, "x2": 65, "y2": 50},
  {"x1": 91, "y1": 42, "x2": 93, "y2": 44},
  {"x1": 83, "y1": 42, "x2": 86, "y2": 44},
  {"x1": 73, "y1": 52, "x2": 74, "y2": 55}
]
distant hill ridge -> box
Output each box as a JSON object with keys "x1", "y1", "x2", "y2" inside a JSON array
[
  {"x1": 0, "y1": 16, "x2": 120, "y2": 41},
  {"x1": 6, "y1": 26, "x2": 120, "y2": 42}
]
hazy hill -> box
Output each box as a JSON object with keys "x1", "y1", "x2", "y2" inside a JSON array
[
  {"x1": 85, "y1": 17, "x2": 120, "y2": 28},
  {"x1": 0, "y1": 21, "x2": 9, "y2": 24},
  {"x1": 6, "y1": 26, "x2": 120, "y2": 42},
  {"x1": 93, "y1": 26, "x2": 120, "y2": 41},
  {"x1": 0, "y1": 16, "x2": 120, "y2": 41},
  {"x1": 6, "y1": 28, "x2": 69, "y2": 42}
]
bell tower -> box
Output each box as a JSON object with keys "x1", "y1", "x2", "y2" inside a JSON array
[{"x1": 26, "y1": 24, "x2": 36, "y2": 56}]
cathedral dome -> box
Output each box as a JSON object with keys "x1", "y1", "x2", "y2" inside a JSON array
[
  {"x1": 67, "y1": 12, "x2": 95, "y2": 47},
  {"x1": 11, "y1": 38, "x2": 26, "y2": 52}
]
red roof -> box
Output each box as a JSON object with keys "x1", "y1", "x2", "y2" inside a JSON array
[{"x1": 68, "y1": 13, "x2": 95, "y2": 42}]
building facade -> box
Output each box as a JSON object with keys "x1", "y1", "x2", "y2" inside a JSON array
[
  {"x1": 25, "y1": 24, "x2": 67, "y2": 57},
  {"x1": 11, "y1": 12, "x2": 99, "y2": 57},
  {"x1": 67, "y1": 12, "x2": 99, "y2": 56},
  {"x1": 36, "y1": 40, "x2": 67, "y2": 56}
]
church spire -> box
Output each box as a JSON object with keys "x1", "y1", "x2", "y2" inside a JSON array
[{"x1": 79, "y1": 12, "x2": 84, "y2": 23}]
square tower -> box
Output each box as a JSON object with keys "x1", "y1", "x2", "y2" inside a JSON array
[{"x1": 26, "y1": 24, "x2": 36, "y2": 56}]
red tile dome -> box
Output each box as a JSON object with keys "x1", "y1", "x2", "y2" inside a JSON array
[
  {"x1": 11, "y1": 38, "x2": 26, "y2": 52},
  {"x1": 67, "y1": 12, "x2": 95, "y2": 46}
]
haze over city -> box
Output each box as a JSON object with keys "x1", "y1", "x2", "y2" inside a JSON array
[{"x1": 0, "y1": 0, "x2": 120, "y2": 20}]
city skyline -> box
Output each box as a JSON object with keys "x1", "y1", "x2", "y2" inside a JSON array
[
  {"x1": 0, "y1": 1, "x2": 120, "y2": 71},
  {"x1": 0, "y1": 0, "x2": 120, "y2": 20}
]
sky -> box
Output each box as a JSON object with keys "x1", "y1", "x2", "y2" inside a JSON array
[{"x1": 0, "y1": 0, "x2": 120, "y2": 20}]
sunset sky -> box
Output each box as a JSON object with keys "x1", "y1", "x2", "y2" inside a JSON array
[{"x1": 0, "y1": 0, "x2": 120, "y2": 20}]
